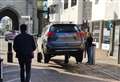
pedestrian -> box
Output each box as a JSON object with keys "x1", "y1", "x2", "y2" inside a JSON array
[
  {"x1": 13, "y1": 24, "x2": 36, "y2": 82},
  {"x1": 85, "y1": 32, "x2": 93, "y2": 65}
]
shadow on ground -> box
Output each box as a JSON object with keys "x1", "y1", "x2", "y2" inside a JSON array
[
  {"x1": 4, "y1": 64, "x2": 117, "y2": 82},
  {"x1": 49, "y1": 59, "x2": 120, "y2": 81}
]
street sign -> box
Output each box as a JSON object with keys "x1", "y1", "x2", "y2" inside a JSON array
[{"x1": 43, "y1": 1, "x2": 48, "y2": 17}]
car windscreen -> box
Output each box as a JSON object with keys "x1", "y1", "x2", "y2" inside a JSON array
[{"x1": 50, "y1": 24, "x2": 80, "y2": 33}]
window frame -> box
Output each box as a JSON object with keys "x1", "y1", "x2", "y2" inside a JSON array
[
  {"x1": 64, "y1": 0, "x2": 68, "y2": 9},
  {"x1": 71, "y1": 0, "x2": 77, "y2": 7}
]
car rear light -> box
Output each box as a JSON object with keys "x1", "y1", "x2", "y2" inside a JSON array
[
  {"x1": 76, "y1": 32, "x2": 85, "y2": 38},
  {"x1": 47, "y1": 32, "x2": 54, "y2": 37}
]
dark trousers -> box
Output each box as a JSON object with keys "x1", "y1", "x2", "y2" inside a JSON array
[
  {"x1": 18, "y1": 58, "x2": 32, "y2": 82},
  {"x1": 87, "y1": 47, "x2": 92, "y2": 64}
]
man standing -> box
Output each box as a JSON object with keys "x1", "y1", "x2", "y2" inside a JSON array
[{"x1": 13, "y1": 24, "x2": 36, "y2": 82}]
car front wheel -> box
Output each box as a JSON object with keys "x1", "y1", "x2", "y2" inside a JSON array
[{"x1": 44, "y1": 54, "x2": 51, "y2": 63}]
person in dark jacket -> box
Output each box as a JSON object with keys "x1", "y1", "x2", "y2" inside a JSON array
[
  {"x1": 13, "y1": 24, "x2": 36, "y2": 82},
  {"x1": 85, "y1": 32, "x2": 93, "y2": 64}
]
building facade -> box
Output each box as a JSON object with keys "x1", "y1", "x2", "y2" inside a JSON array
[
  {"x1": 90, "y1": 0, "x2": 120, "y2": 62},
  {"x1": 48, "y1": 0, "x2": 120, "y2": 63},
  {"x1": 48, "y1": 0, "x2": 90, "y2": 24},
  {"x1": 0, "y1": 0, "x2": 38, "y2": 34}
]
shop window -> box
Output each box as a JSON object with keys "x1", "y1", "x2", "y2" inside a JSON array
[
  {"x1": 64, "y1": 0, "x2": 68, "y2": 9},
  {"x1": 92, "y1": 22, "x2": 100, "y2": 43},
  {"x1": 71, "y1": 0, "x2": 77, "y2": 7}
]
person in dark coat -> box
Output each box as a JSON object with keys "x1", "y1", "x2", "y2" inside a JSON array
[
  {"x1": 85, "y1": 32, "x2": 93, "y2": 64},
  {"x1": 13, "y1": 24, "x2": 36, "y2": 82}
]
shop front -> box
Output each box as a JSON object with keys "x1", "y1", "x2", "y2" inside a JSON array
[{"x1": 91, "y1": 20, "x2": 120, "y2": 64}]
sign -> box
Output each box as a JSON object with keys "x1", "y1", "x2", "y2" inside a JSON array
[{"x1": 43, "y1": 1, "x2": 48, "y2": 16}]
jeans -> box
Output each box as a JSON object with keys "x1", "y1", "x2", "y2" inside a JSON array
[
  {"x1": 18, "y1": 58, "x2": 32, "y2": 82},
  {"x1": 87, "y1": 47, "x2": 93, "y2": 64}
]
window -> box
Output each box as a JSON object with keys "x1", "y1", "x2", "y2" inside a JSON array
[
  {"x1": 95, "y1": 0, "x2": 99, "y2": 4},
  {"x1": 64, "y1": 0, "x2": 68, "y2": 9},
  {"x1": 50, "y1": 24, "x2": 79, "y2": 33},
  {"x1": 71, "y1": 0, "x2": 77, "y2": 6}
]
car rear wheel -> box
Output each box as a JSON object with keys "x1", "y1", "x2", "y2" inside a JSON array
[
  {"x1": 74, "y1": 52, "x2": 83, "y2": 63},
  {"x1": 44, "y1": 54, "x2": 51, "y2": 63}
]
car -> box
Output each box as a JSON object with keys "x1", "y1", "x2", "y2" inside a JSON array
[
  {"x1": 4, "y1": 30, "x2": 19, "y2": 41},
  {"x1": 37, "y1": 23, "x2": 85, "y2": 63}
]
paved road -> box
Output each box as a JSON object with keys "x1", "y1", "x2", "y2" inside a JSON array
[
  {"x1": 1, "y1": 38, "x2": 120, "y2": 82},
  {"x1": 3, "y1": 58, "x2": 120, "y2": 82}
]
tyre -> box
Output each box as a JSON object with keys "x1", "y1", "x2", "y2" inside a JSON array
[
  {"x1": 75, "y1": 51, "x2": 83, "y2": 63},
  {"x1": 37, "y1": 52, "x2": 42, "y2": 63},
  {"x1": 44, "y1": 54, "x2": 51, "y2": 63}
]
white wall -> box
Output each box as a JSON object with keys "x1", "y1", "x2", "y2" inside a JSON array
[
  {"x1": 48, "y1": 0, "x2": 83, "y2": 24},
  {"x1": 60, "y1": 0, "x2": 83, "y2": 24},
  {"x1": 60, "y1": 5, "x2": 78, "y2": 24},
  {"x1": 91, "y1": 0, "x2": 107, "y2": 21},
  {"x1": 91, "y1": 0, "x2": 120, "y2": 21}
]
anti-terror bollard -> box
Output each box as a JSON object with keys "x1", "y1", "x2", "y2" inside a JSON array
[
  {"x1": 91, "y1": 44, "x2": 96, "y2": 65},
  {"x1": 0, "y1": 58, "x2": 3, "y2": 82},
  {"x1": 7, "y1": 41, "x2": 13, "y2": 63}
]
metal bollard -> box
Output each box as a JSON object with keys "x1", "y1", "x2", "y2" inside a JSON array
[
  {"x1": 118, "y1": 44, "x2": 120, "y2": 64},
  {"x1": 0, "y1": 58, "x2": 3, "y2": 82},
  {"x1": 7, "y1": 41, "x2": 13, "y2": 63},
  {"x1": 91, "y1": 44, "x2": 96, "y2": 65}
]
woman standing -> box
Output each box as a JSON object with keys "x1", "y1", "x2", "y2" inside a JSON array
[{"x1": 85, "y1": 32, "x2": 93, "y2": 64}]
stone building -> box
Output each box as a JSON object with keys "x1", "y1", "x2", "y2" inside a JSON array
[{"x1": 0, "y1": 0, "x2": 38, "y2": 34}]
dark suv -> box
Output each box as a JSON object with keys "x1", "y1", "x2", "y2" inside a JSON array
[{"x1": 37, "y1": 23, "x2": 84, "y2": 63}]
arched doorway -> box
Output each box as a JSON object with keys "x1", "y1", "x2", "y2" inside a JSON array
[{"x1": 0, "y1": 7, "x2": 19, "y2": 30}]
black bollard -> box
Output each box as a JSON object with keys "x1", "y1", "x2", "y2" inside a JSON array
[
  {"x1": 7, "y1": 41, "x2": 13, "y2": 63},
  {"x1": 0, "y1": 58, "x2": 3, "y2": 82}
]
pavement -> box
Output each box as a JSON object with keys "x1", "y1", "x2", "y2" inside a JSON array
[
  {"x1": 1, "y1": 38, "x2": 120, "y2": 82},
  {"x1": 1, "y1": 48, "x2": 120, "y2": 82}
]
